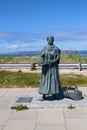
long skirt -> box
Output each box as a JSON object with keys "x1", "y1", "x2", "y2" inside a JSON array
[{"x1": 38, "y1": 63, "x2": 61, "y2": 95}]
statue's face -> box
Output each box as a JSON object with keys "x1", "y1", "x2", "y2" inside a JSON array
[{"x1": 47, "y1": 37, "x2": 54, "y2": 45}]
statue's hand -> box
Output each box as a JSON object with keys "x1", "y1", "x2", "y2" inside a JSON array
[
  {"x1": 38, "y1": 60, "x2": 48, "y2": 66},
  {"x1": 38, "y1": 60, "x2": 42, "y2": 66}
]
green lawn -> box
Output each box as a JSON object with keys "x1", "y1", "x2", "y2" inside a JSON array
[{"x1": 0, "y1": 71, "x2": 87, "y2": 88}]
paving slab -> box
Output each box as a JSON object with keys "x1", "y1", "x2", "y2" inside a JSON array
[
  {"x1": 22, "y1": 88, "x2": 39, "y2": 96},
  {"x1": 4, "y1": 120, "x2": 35, "y2": 130},
  {"x1": 66, "y1": 119, "x2": 87, "y2": 130},
  {"x1": 64, "y1": 108, "x2": 87, "y2": 119},
  {"x1": 0, "y1": 98, "x2": 13, "y2": 109},
  {"x1": 35, "y1": 125, "x2": 66, "y2": 130},
  {"x1": 0, "y1": 126, "x2": 3, "y2": 130},
  {"x1": 37, "y1": 108, "x2": 64, "y2": 125},
  {"x1": 64, "y1": 107, "x2": 87, "y2": 130},
  {"x1": 0, "y1": 110, "x2": 12, "y2": 125},
  {"x1": 10, "y1": 109, "x2": 37, "y2": 120},
  {"x1": 4, "y1": 88, "x2": 24, "y2": 97},
  {"x1": 0, "y1": 89, "x2": 8, "y2": 98}
]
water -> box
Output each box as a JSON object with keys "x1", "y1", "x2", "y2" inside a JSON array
[
  {"x1": 62, "y1": 50, "x2": 87, "y2": 56},
  {"x1": 0, "y1": 50, "x2": 87, "y2": 57},
  {"x1": 0, "y1": 51, "x2": 41, "y2": 57}
]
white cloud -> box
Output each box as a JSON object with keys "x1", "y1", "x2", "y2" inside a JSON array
[
  {"x1": 1, "y1": 28, "x2": 87, "y2": 53},
  {"x1": 6, "y1": 45, "x2": 18, "y2": 49},
  {"x1": 21, "y1": 44, "x2": 29, "y2": 47},
  {"x1": 57, "y1": 40, "x2": 87, "y2": 50}
]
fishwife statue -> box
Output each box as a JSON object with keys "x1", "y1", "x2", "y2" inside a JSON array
[{"x1": 38, "y1": 36, "x2": 62, "y2": 101}]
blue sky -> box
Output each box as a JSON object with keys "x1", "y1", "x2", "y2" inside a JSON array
[{"x1": 0, "y1": 0, "x2": 87, "y2": 53}]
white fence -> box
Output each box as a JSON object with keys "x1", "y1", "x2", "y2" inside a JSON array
[{"x1": 0, "y1": 63, "x2": 87, "y2": 71}]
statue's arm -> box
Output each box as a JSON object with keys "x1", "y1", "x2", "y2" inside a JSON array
[
  {"x1": 50, "y1": 55, "x2": 60, "y2": 64},
  {"x1": 38, "y1": 61, "x2": 48, "y2": 66},
  {"x1": 38, "y1": 46, "x2": 48, "y2": 66}
]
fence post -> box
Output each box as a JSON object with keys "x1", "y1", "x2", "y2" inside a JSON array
[{"x1": 78, "y1": 62, "x2": 82, "y2": 71}]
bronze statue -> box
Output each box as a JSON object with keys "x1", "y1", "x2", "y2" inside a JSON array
[{"x1": 38, "y1": 36, "x2": 62, "y2": 101}]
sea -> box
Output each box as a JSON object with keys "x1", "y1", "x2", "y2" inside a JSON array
[
  {"x1": 0, "y1": 50, "x2": 87, "y2": 57},
  {"x1": 62, "y1": 50, "x2": 87, "y2": 56}
]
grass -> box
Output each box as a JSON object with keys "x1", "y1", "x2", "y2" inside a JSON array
[
  {"x1": 0, "y1": 53, "x2": 87, "y2": 63},
  {"x1": 0, "y1": 71, "x2": 40, "y2": 88},
  {"x1": 0, "y1": 56, "x2": 40, "y2": 63},
  {"x1": 0, "y1": 71, "x2": 87, "y2": 88},
  {"x1": 60, "y1": 74, "x2": 87, "y2": 87},
  {"x1": 60, "y1": 53, "x2": 87, "y2": 63}
]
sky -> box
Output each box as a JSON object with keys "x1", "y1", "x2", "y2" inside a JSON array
[{"x1": 0, "y1": 0, "x2": 87, "y2": 53}]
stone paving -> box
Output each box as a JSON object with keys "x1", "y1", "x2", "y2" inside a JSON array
[{"x1": 0, "y1": 87, "x2": 87, "y2": 130}]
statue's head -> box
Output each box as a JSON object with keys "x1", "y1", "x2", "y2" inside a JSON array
[{"x1": 47, "y1": 36, "x2": 54, "y2": 45}]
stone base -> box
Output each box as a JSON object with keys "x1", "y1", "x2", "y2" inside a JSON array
[{"x1": 12, "y1": 96, "x2": 87, "y2": 109}]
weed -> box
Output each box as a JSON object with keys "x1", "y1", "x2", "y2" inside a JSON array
[
  {"x1": 11, "y1": 104, "x2": 29, "y2": 111},
  {"x1": 67, "y1": 104, "x2": 75, "y2": 110}
]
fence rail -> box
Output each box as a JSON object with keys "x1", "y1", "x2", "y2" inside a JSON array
[{"x1": 0, "y1": 63, "x2": 87, "y2": 71}]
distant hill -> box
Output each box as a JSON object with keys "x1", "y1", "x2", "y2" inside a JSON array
[
  {"x1": 0, "y1": 50, "x2": 87, "y2": 57},
  {"x1": 0, "y1": 51, "x2": 41, "y2": 57}
]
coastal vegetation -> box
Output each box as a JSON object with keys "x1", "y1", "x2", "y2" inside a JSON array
[
  {"x1": 0, "y1": 53, "x2": 87, "y2": 88},
  {"x1": 0, "y1": 53, "x2": 87, "y2": 63},
  {"x1": 60, "y1": 53, "x2": 87, "y2": 63},
  {"x1": 0, "y1": 71, "x2": 87, "y2": 88},
  {"x1": 0, "y1": 56, "x2": 39, "y2": 63}
]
